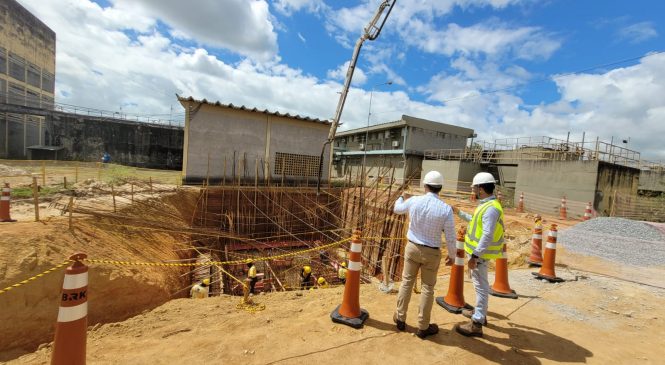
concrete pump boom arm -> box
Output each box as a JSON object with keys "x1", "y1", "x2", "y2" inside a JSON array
[{"x1": 326, "y1": 0, "x2": 396, "y2": 142}]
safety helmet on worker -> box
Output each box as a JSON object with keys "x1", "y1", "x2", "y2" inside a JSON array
[
  {"x1": 471, "y1": 172, "x2": 496, "y2": 187},
  {"x1": 303, "y1": 265, "x2": 312, "y2": 274},
  {"x1": 422, "y1": 170, "x2": 444, "y2": 187},
  {"x1": 317, "y1": 277, "x2": 327, "y2": 285},
  {"x1": 340, "y1": 262, "x2": 347, "y2": 268},
  {"x1": 202, "y1": 278, "x2": 210, "y2": 286}
]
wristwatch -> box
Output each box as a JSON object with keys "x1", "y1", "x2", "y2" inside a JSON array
[{"x1": 471, "y1": 254, "x2": 479, "y2": 259}]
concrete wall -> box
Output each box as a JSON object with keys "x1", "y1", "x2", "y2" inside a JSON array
[
  {"x1": 595, "y1": 161, "x2": 639, "y2": 215},
  {"x1": 421, "y1": 160, "x2": 482, "y2": 193},
  {"x1": 514, "y1": 160, "x2": 599, "y2": 212},
  {"x1": 332, "y1": 154, "x2": 420, "y2": 182},
  {"x1": 183, "y1": 104, "x2": 329, "y2": 184},
  {"x1": 406, "y1": 126, "x2": 467, "y2": 152},
  {"x1": 44, "y1": 113, "x2": 183, "y2": 169},
  {"x1": 639, "y1": 170, "x2": 665, "y2": 194}
]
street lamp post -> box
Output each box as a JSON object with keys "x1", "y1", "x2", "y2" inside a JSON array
[
  {"x1": 359, "y1": 81, "x2": 392, "y2": 228},
  {"x1": 362, "y1": 81, "x2": 392, "y2": 176}
]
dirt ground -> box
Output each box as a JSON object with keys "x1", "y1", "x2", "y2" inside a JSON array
[
  {"x1": 9, "y1": 259, "x2": 665, "y2": 365},
  {"x1": 2, "y1": 185, "x2": 665, "y2": 364}
]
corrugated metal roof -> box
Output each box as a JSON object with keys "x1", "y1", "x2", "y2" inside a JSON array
[{"x1": 177, "y1": 95, "x2": 331, "y2": 125}]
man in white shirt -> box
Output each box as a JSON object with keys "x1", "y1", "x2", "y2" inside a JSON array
[{"x1": 393, "y1": 171, "x2": 456, "y2": 339}]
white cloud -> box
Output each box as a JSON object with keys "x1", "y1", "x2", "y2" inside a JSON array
[
  {"x1": 297, "y1": 32, "x2": 306, "y2": 43},
  {"x1": 110, "y1": 0, "x2": 278, "y2": 61},
  {"x1": 617, "y1": 21, "x2": 658, "y2": 44},
  {"x1": 327, "y1": 61, "x2": 368, "y2": 86},
  {"x1": 273, "y1": 0, "x2": 327, "y2": 16}
]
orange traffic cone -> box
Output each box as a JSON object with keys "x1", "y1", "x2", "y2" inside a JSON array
[
  {"x1": 331, "y1": 230, "x2": 368, "y2": 328},
  {"x1": 532, "y1": 225, "x2": 563, "y2": 282},
  {"x1": 559, "y1": 196, "x2": 567, "y2": 219},
  {"x1": 583, "y1": 202, "x2": 592, "y2": 221},
  {"x1": 51, "y1": 253, "x2": 88, "y2": 365},
  {"x1": 527, "y1": 215, "x2": 543, "y2": 267},
  {"x1": 516, "y1": 192, "x2": 524, "y2": 213},
  {"x1": 436, "y1": 227, "x2": 473, "y2": 313},
  {"x1": 490, "y1": 243, "x2": 518, "y2": 299},
  {"x1": 1, "y1": 183, "x2": 17, "y2": 222}
]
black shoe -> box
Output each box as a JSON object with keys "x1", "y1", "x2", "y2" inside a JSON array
[
  {"x1": 416, "y1": 324, "x2": 439, "y2": 339},
  {"x1": 393, "y1": 313, "x2": 405, "y2": 331}
]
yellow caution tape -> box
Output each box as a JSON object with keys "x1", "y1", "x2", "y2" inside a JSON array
[
  {"x1": 84, "y1": 237, "x2": 353, "y2": 267},
  {"x1": 236, "y1": 300, "x2": 266, "y2": 313},
  {"x1": 0, "y1": 260, "x2": 72, "y2": 295}
]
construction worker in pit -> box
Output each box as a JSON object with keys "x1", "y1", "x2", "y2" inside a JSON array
[
  {"x1": 393, "y1": 170, "x2": 456, "y2": 339},
  {"x1": 190, "y1": 278, "x2": 210, "y2": 299},
  {"x1": 317, "y1": 276, "x2": 329, "y2": 289},
  {"x1": 453, "y1": 172, "x2": 504, "y2": 337},
  {"x1": 300, "y1": 265, "x2": 314, "y2": 290},
  {"x1": 337, "y1": 262, "x2": 347, "y2": 284},
  {"x1": 247, "y1": 261, "x2": 258, "y2": 295}
]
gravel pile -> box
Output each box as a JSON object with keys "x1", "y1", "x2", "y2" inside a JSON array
[{"x1": 559, "y1": 217, "x2": 665, "y2": 267}]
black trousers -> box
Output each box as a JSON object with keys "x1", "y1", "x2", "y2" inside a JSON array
[{"x1": 249, "y1": 277, "x2": 258, "y2": 294}]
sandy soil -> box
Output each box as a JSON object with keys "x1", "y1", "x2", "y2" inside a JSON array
[
  {"x1": 9, "y1": 263, "x2": 665, "y2": 365},
  {"x1": 2, "y1": 187, "x2": 664, "y2": 364}
]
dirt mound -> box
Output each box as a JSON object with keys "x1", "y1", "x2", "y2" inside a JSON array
[{"x1": 0, "y1": 207, "x2": 191, "y2": 360}]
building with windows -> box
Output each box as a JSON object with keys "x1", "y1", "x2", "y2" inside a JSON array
[
  {"x1": 178, "y1": 96, "x2": 331, "y2": 185},
  {"x1": 332, "y1": 114, "x2": 475, "y2": 182},
  {"x1": 0, "y1": 0, "x2": 56, "y2": 158}
]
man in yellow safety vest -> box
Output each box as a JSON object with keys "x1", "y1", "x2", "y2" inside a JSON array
[{"x1": 453, "y1": 172, "x2": 504, "y2": 337}]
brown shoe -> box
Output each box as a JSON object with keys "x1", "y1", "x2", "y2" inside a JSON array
[
  {"x1": 455, "y1": 320, "x2": 483, "y2": 337},
  {"x1": 461, "y1": 309, "x2": 487, "y2": 325},
  {"x1": 393, "y1": 313, "x2": 405, "y2": 331},
  {"x1": 416, "y1": 323, "x2": 439, "y2": 339}
]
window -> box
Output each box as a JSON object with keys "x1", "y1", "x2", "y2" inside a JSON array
[
  {"x1": 274, "y1": 152, "x2": 321, "y2": 177},
  {"x1": 8, "y1": 82, "x2": 25, "y2": 105},
  {"x1": 0, "y1": 47, "x2": 6, "y2": 75},
  {"x1": 27, "y1": 63, "x2": 41, "y2": 88},
  {"x1": 42, "y1": 71, "x2": 55, "y2": 93},
  {"x1": 8, "y1": 53, "x2": 25, "y2": 82},
  {"x1": 26, "y1": 90, "x2": 39, "y2": 108},
  {"x1": 0, "y1": 79, "x2": 5, "y2": 103},
  {"x1": 41, "y1": 94, "x2": 54, "y2": 109}
]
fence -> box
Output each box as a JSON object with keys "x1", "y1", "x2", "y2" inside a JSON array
[
  {"x1": 612, "y1": 193, "x2": 665, "y2": 222},
  {"x1": 0, "y1": 159, "x2": 181, "y2": 188}
]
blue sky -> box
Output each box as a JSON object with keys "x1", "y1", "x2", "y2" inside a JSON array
[{"x1": 19, "y1": 0, "x2": 665, "y2": 160}]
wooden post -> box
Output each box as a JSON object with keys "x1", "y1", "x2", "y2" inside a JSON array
[
  {"x1": 75, "y1": 162, "x2": 79, "y2": 183},
  {"x1": 131, "y1": 183, "x2": 134, "y2": 203},
  {"x1": 41, "y1": 161, "x2": 46, "y2": 186},
  {"x1": 382, "y1": 254, "x2": 390, "y2": 287},
  {"x1": 68, "y1": 196, "x2": 74, "y2": 230},
  {"x1": 111, "y1": 185, "x2": 117, "y2": 213},
  {"x1": 97, "y1": 162, "x2": 101, "y2": 181},
  {"x1": 222, "y1": 156, "x2": 227, "y2": 186},
  {"x1": 149, "y1": 177, "x2": 153, "y2": 193},
  {"x1": 32, "y1": 176, "x2": 39, "y2": 222},
  {"x1": 206, "y1": 152, "x2": 210, "y2": 186},
  {"x1": 63, "y1": 176, "x2": 67, "y2": 189}
]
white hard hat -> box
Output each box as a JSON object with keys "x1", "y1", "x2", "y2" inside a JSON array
[
  {"x1": 422, "y1": 171, "x2": 444, "y2": 187},
  {"x1": 471, "y1": 172, "x2": 496, "y2": 186}
]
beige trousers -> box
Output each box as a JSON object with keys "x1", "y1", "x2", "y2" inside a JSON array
[{"x1": 395, "y1": 242, "x2": 441, "y2": 330}]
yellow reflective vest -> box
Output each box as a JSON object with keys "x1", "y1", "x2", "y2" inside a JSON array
[
  {"x1": 248, "y1": 266, "x2": 257, "y2": 279},
  {"x1": 338, "y1": 267, "x2": 347, "y2": 280},
  {"x1": 464, "y1": 199, "x2": 504, "y2": 259}
]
